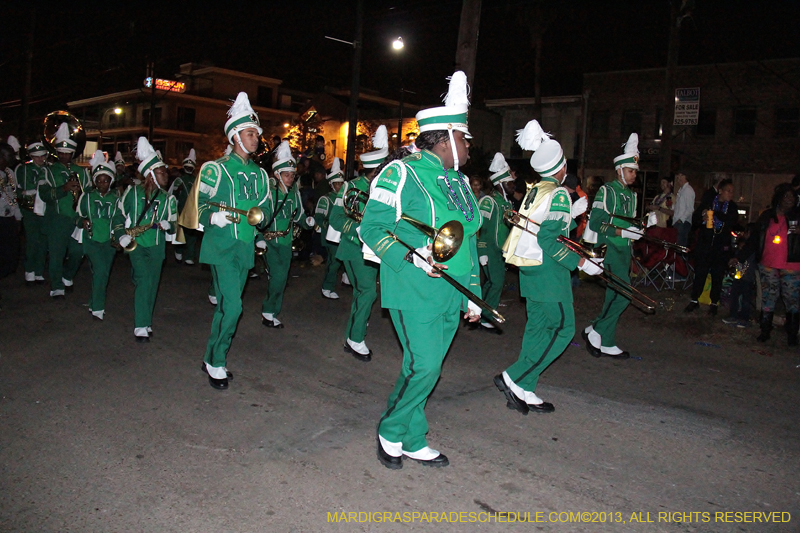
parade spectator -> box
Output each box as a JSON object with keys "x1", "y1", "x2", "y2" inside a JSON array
[
  {"x1": 670, "y1": 172, "x2": 695, "y2": 247},
  {"x1": 723, "y1": 223, "x2": 757, "y2": 328},
  {"x1": 648, "y1": 176, "x2": 674, "y2": 228}
]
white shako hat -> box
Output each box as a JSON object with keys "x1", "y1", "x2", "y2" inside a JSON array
[
  {"x1": 7, "y1": 136, "x2": 20, "y2": 155},
  {"x1": 89, "y1": 150, "x2": 115, "y2": 182},
  {"x1": 182, "y1": 148, "x2": 197, "y2": 169},
  {"x1": 415, "y1": 70, "x2": 471, "y2": 170},
  {"x1": 54, "y1": 122, "x2": 78, "y2": 153},
  {"x1": 359, "y1": 125, "x2": 389, "y2": 169},
  {"x1": 136, "y1": 136, "x2": 165, "y2": 179},
  {"x1": 326, "y1": 157, "x2": 344, "y2": 183},
  {"x1": 272, "y1": 141, "x2": 296, "y2": 174},
  {"x1": 516, "y1": 119, "x2": 565, "y2": 179},
  {"x1": 224, "y1": 92, "x2": 262, "y2": 151},
  {"x1": 614, "y1": 133, "x2": 639, "y2": 170},
  {"x1": 114, "y1": 151, "x2": 125, "y2": 167},
  {"x1": 489, "y1": 152, "x2": 513, "y2": 185},
  {"x1": 26, "y1": 140, "x2": 48, "y2": 157}
]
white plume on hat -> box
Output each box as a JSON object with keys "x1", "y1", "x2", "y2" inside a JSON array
[
  {"x1": 515, "y1": 120, "x2": 551, "y2": 152},
  {"x1": 622, "y1": 133, "x2": 638, "y2": 155},
  {"x1": 327, "y1": 157, "x2": 344, "y2": 183},
  {"x1": 275, "y1": 141, "x2": 292, "y2": 163},
  {"x1": 223, "y1": 144, "x2": 232, "y2": 156},
  {"x1": 614, "y1": 133, "x2": 640, "y2": 170},
  {"x1": 489, "y1": 152, "x2": 509, "y2": 174},
  {"x1": 90, "y1": 149, "x2": 115, "y2": 182},
  {"x1": 89, "y1": 150, "x2": 106, "y2": 170},
  {"x1": 7, "y1": 136, "x2": 20, "y2": 154},
  {"x1": 373, "y1": 125, "x2": 388, "y2": 150},
  {"x1": 54, "y1": 123, "x2": 71, "y2": 144},
  {"x1": 443, "y1": 71, "x2": 470, "y2": 107},
  {"x1": 137, "y1": 137, "x2": 156, "y2": 163},
  {"x1": 114, "y1": 151, "x2": 125, "y2": 165},
  {"x1": 227, "y1": 92, "x2": 253, "y2": 120},
  {"x1": 184, "y1": 148, "x2": 197, "y2": 164}
]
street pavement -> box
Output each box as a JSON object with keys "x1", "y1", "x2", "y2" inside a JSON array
[{"x1": 1, "y1": 250, "x2": 798, "y2": 532}]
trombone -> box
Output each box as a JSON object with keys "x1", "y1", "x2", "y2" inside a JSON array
[
  {"x1": 599, "y1": 221, "x2": 690, "y2": 254},
  {"x1": 503, "y1": 209, "x2": 656, "y2": 314},
  {"x1": 207, "y1": 202, "x2": 264, "y2": 226}
]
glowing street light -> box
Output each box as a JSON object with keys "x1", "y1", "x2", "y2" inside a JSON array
[
  {"x1": 283, "y1": 123, "x2": 290, "y2": 128},
  {"x1": 392, "y1": 36, "x2": 404, "y2": 50},
  {"x1": 113, "y1": 107, "x2": 122, "y2": 114}
]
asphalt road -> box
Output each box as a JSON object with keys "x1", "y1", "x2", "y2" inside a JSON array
[{"x1": 1, "y1": 249, "x2": 798, "y2": 532}]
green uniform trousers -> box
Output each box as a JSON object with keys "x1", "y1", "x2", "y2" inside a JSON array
[
  {"x1": 379, "y1": 307, "x2": 459, "y2": 453},
  {"x1": 22, "y1": 210, "x2": 47, "y2": 276},
  {"x1": 204, "y1": 244, "x2": 251, "y2": 369},
  {"x1": 505, "y1": 300, "x2": 575, "y2": 392},
  {"x1": 591, "y1": 245, "x2": 631, "y2": 347},
  {"x1": 479, "y1": 249, "x2": 505, "y2": 323},
  {"x1": 46, "y1": 215, "x2": 84, "y2": 290},
  {"x1": 322, "y1": 242, "x2": 342, "y2": 292},
  {"x1": 181, "y1": 229, "x2": 200, "y2": 262},
  {"x1": 261, "y1": 242, "x2": 292, "y2": 316},
  {"x1": 342, "y1": 259, "x2": 378, "y2": 343},
  {"x1": 84, "y1": 239, "x2": 116, "y2": 313},
  {"x1": 129, "y1": 241, "x2": 165, "y2": 329}
]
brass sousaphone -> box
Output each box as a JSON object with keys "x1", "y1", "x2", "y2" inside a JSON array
[{"x1": 43, "y1": 110, "x2": 86, "y2": 156}]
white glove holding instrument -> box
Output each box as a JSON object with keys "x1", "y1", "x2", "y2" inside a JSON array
[
  {"x1": 211, "y1": 211, "x2": 232, "y2": 228},
  {"x1": 256, "y1": 240, "x2": 267, "y2": 250},
  {"x1": 158, "y1": 220, "x2": 171, "y2": 231},
  {"x1": 579, "y1": 257, "x2": 604, "y2": 276},
  {"x1": 305, "y1": 216, "x2": 316, "y2": 228},
  {"x1": 620, "y1": 226, "x2": 643, "y2": 241},
  {"x1": 467, "y1": 300, "x2": 481, "y2": 317},
  {"x1": 118, "y1": 235, "x2": 132, "y2": 248},
  {"x1": 479, "y1": 255, "x2": 489, "y2": 266},
  {"x1": 571, "y1": 196, "x2": 588, "y2": 218},
  {"x1": 409, "y1": 246, "x2": 434, "y2": 274}
]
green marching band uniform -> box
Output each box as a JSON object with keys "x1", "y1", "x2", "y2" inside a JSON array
[
  {"x1": 75, "y1": 151, "x2": 120, "y2": 321},
  {"x1": 327, "y1": 125, "x2": 389, "y2": 361},
  {"x1": 496, "y1": 120, "x2": 597, "y2": 415},
  {"x1": 37, "y1": 123, "x2": 88, "y2": 297},
  {"x1": 260, "y1": 141, "x2": 315, "y2": 328},
  {"x1": 361, "y1": 71, "x2": 482, "y2": 469},
  {"x1": 315, "y1": 156, "x2": 344, "y2": 299},
  {"x1": 583, "y1": 133, "x2": 642, "y2": 360},
  {"x1": 15, "y1": 141, "x2": 51, "y2": 283},
  {"x1": 476, "y1": 152, "x2": 514, "y2": 331},
  {"x1": 169, "y1": 148, "x2": 199, "y2": 264},
  {"x1": 113, "y1": 137, "x2": 177, "y2": 342}
]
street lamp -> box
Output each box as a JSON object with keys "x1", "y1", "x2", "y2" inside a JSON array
[
  {"x1": 392, "y1": 36, "x2": 404, "y2": 50},
  {"x1": 113, "y1": 107, "x2": 122, "y2": 114}
]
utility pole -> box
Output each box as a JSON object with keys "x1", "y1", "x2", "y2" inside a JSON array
[
  {"x1": 659, "y1": 0, "x2": 683, "y2": 178},
  {"x1": 344, "y1": 0, "x2": 363, "y2": 181},
  {"x1": 19, "y1": 8, "x2": 36, "y2": 144},
  {"x1": 147, "y1": 60, "x2": 156, "y2": 141},
  {"x1": 454, "y1": 0, "x2": 482, "y2": 89}
]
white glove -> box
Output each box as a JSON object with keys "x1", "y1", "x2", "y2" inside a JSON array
[
  {"x1": 210, "y1": 211, "x2": 232, "y2": 228},
  {"x1": 571, "y1": 196, "x2": 588, "y2": 218},
  {"x1": 620, "y1": 226, "x2": 643, "y2": 241},
  {"x1": 305, "y1": 216, "x2": 316, "y2": 228},
  {"x1": 646, "y1": 211, "x2": 659, "y2": 228},
  {"x1": 256, "y1": 240, "x2": 267, "y2": 250},
  {"x1": 479, "y1": 255, "x2": 489, "y2": 266},
  {"x1": 411, "y1": 246, "x2": 434, "y2": 274},
  {"x1": 467, "y1": 300, "x2": 481, "y2": 317},
  {"x1": 159, "y1": 220, "x2": 171, "y2": 231},
  {"x1": 579, "y1": 257, "x2": 604, "y2": 276},
  {"x1": 118, "y1": 235, "x2": 132, "y2": 248}
]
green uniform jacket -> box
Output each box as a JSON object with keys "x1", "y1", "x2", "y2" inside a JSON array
[
  {"x1": 477, "y1": 190, "x2": 512, "y2": 254},
  {"x1": 16, "y1": 162, "x2": 52, "y2": 208},
  {"x1": 587, "y1": 179, "x2": 637, "y2": 251},
  {"x1": 76, "y1": 190, "x2": 119, "y2": 243},
  {"x1": 39, "y1": 162, "x2": 90, "y2": 219},
  {"x1": 314, "y1": 189, "x2": 342, "y2": 239},
  {"x1": 359, "y1": 150, "x2": 482, "y2": 312},
  {"x1": 112, "y1": 185, "x2": 177, "y2": 247},
  {"x1": 197, "y1": 153, "x2": 271, "y2": 264},
  {"x1": 517, "y1": 178, "x2": 581, "y2": 302},
  {"x1": 330, "y1": 175, "x2": 370, "y2": 261},
  {"x1": 169, "y1": 171, "x2": 195, "y2": 214},
  {"x1": 262, "y1": 179, "x2": 312, "y2": 247}
]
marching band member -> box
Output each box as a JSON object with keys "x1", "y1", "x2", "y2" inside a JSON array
[
  {"x1": 316, "y1": 157, "x2": 345, "y2": 299},
  {"x1": 75, "y1": 151, "x2": 119, "y2": 320},
  {"x1": 187, "y1": 92, "x2": 271, "y2": 389},
  {"x1": 260, "y1": 141, "x2": 316, "y2": 329},
  {"x1": 0, "y1": 143, "x2": 21, "y2": 280},
  {"x1": 582, "y1": 133, "x2": 643, "y2": 359},
  {"x1": 15, "y1": 140, "x2": 51, "y2": 284},
  {"x1": 169, "y1": 148, "x2": 198, "y2": 264},
  {"x1": 38, "y1": 123, "x2": 89, "y2": 298},
  {"x1": 328, "y1": 125, "x2": 388, "y2": 361},
  {"x1": 360, "y1": 71, "x2": 482, "y2": 469},
  {"x1": 476, "y1": 152, "x2": 515, "y2": 332},
  {"x1": 112, "y1": 137, "x2": 177, "y2": 342},
  {"x1": 495, "y1": 120, "x2": 597, "y2": 416}
]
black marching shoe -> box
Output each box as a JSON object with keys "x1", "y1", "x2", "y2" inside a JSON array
[
  {"x1": 135, "y1": 336, "x2": 150, "y2": 343},
  {"x1": 261, "y1": 317, "x2": 284, "y2": 329},
  {"x1": 709, "y1": 303, "x2": 718, "y2": 316},
  {"x1": 493, "y1": 374, "x2": 529, "y2": 415},
  {"x1": 581, "y1": 329, "x2": 602, "y2": 358},
  {"x1": 343, "y1": 344, "x2": 371, "y2": 362},
  {"x1": 201, "y1": 363, "x2": 233, "y2": 380},
  {"x1": 526, "y1": 400, "x2": 555, "y2": 413},
  {"x1": 377, "y1": 437, "x2": 403, "y2": 470},
  {"x1": 757, "y1": 311, "x2": 773, "y2": 342},
  {"x1": 684, "y1": 300, "x2": 699, "y2": 313},
  {"x1": 207, "y1": 375, "x2": 228, "y2": 390},
  {"x1": 406, "y1": 452, "x2": 450, "y2": 468}
]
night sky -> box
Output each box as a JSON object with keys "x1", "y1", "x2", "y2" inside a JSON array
[{"x1": 1, "y1": 0, "x2": 798, "y2": 128}]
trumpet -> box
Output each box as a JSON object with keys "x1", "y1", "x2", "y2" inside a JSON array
[
  {"x1": 599, "y1": 222, "x2": 690, "y2": 254},
  {"x1": 503, "y1": 209, "x2": 656, "y2": 313},
  {"x1": 207, "y1": 201, "x2": 264, "y2": 226},
  {"x1": 122, "y1": 214, "x2": 157, "y2": 253}
]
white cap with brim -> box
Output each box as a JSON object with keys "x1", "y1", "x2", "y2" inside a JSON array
[
  {"x1": 360, "y1": 125, "x2": 389, "y2": 169},
  {"x1": 89, "y1": 150, "x2": 115, "y2": 182},
  {"x1": 488, "y1": 152, "x2": 513, "y2": 185},
  {"x1": 136, "y1": 137, "x2": 166, "y2": 179},
  {"x1": 224, "y1": 92, "x2": 262, "y2": 148},
  {"x1": 414, "y1": 71, "x2": 471, "y2": 170},
  {"x1": 614, "y1": 133, "x2": 639, "y2": 170},
  {"x1": 54, "y1": 123, "x2": 77, "y2": 153},
  {"x1": 516, "y1": 120, "x2": 565, "y2": 178},
  {"x1": 272, "y1": 141, "x2": 296, "y2": 174},
  {"x1": 26, "y1": 141, "x2": 48, "y2": 157},
  {"x1": 183, "y1": 148, "x2": 197, "y2": 168},
  {"x1": 326, "y1": 157, "x2": 344, "y2": 183}
]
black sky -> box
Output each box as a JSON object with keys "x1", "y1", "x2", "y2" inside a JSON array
[{"x1": 2, "y1": 0, "x2": 799, "y2": 122}]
